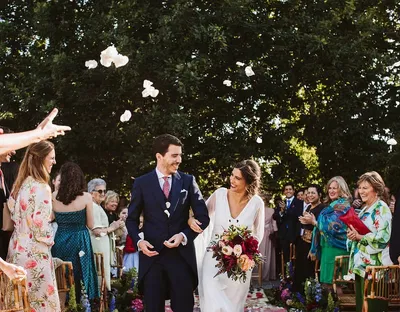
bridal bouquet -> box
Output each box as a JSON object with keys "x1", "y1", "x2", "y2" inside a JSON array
[{"x1": 208, "y1": 225, "x2": 262, "y2": 282}]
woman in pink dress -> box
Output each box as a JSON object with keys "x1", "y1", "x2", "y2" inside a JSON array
[
  {"x1": 259, "y1": 193, "x2": 278, "y2": 280},
  {"x1": 7, "y1": 140, "x2": 60, "y2": 311}
]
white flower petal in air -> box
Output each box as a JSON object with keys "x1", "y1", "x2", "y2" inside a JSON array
[
  {"x1": 79, "y1": 250, "x2": 85, "y2": 257},
  {"x1": 245, "y1": 66, "x2": 255, "y2": 77},
  {"x1": 150, "y1": 88, "x2": 159, "y2": 98},
  {"x1": 236, "y1": 61, "x2": 245, "y2": 67},
  {"x1": 166, "y1": 202, "x2": 171, "y2": 209},
  {"x1": 223, "y1": 80, "x2": 232, "y2": 87},
  {"x1": 100, "y1": 56, "x2": 113, "y2": 67},
  {"x1": 256, "y1": 137, "x2": 263, "y2": 144},
  {"x1": 387, "y1": 138, "x2": 397, "y2": 146},
  {"x1": 164, "y1": 210, "x2": 170, "y2": 218},
  {"x1": 85, "y1": 60, "x2": 98, "y2": 69},
  {"x1": 142, "y1": 88, "x2": 151, "y2": 98},
  {"x1": 120, "y1": 110, "x2": 132, "y2": 122},
  {"x1": 114, "y1": 54, "x2": 129, "y2": 68},
  {"x1": 101, "y1": 45, "x2": 119, "y2": 58},
  {"x1": 143, "y1": 80, "x2": 153, "y2": 89}
]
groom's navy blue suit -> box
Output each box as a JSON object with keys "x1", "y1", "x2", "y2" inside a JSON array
[{"x1": 126, "y1": 170, "x2": 209, "y2": 312}]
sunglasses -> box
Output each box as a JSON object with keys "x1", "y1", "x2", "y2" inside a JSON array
[{"x1": 94, "y1": 189, "x2": 107, "y2": 195}]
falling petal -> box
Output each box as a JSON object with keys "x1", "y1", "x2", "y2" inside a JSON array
[
  {"x1": 150, "y1": 88, "x2": 159, "y2": 98},
  {"x1": 166, "y1": 202, "x2": 171, "y2": 209},
  {"x1": 100, "y1": 56, "x2": 113, "y2": 67},
  {"x1": 120, "y1": 110, "x2": 132, "y2": 122},
  {"x1": 256, "y1": 137, "x2": 263, "y2": 144},
  {"x1": 387, "y1": 138, "x2": 397, "y2": 145},
  {"x1": 164, "y1": 210, "x2": 170, "y2": 218},
  {"x1": 79, "y1": 251, "x2": 85, "y2": 257},
  {"x1": 85, "y1": 60, "x2": 98, "y2": 69},
  {"x1": 101, "y1": 45, "x2": 118, "y2": 58},
  {"x1": 142, "y1": 88, "x2": 151, "y2": 98},
  {"x1": 223, "y1": 80, "x2": 232, "y2": 87},
  {"x1": 245, "y1": 66, "x2": 255, "y2": 77},
  {"x1": 236, "y1": 61, "x2": 245, "y2": 67},
  {"x1": 143, "y1": 80, "x2": 153, "y2": 88},
  {"x1": 114, "y1": 54, "x2": 129, "y2": 68}
]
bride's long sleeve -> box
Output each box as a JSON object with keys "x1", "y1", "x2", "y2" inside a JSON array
[{"x1": 252, "y1": 197, "x2": 265, "y2": 244}]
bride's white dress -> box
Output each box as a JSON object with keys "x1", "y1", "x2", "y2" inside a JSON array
[{"x1": 195, "y1": 188, "x2": 265, "y2": 312}]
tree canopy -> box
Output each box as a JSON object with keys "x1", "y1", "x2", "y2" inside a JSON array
[{"x1": 1, "y1": 0, "x2": 399, "y2": 196}]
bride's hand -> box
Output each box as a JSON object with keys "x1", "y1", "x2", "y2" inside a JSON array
[{"x1": 188, "y1": 217, "x2": 203, "y2": 233}]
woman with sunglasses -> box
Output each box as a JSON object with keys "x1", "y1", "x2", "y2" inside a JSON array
[{"x1": 88, "y1": 178, "x2": 124, "y2": 291}]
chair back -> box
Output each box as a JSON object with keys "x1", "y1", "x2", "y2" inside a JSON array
[
  {"x1": 111, "y1": 247, "x2": 124, "y2": 279},
  {"x1": 94, "y1": 252, "x2": 108, "y2": 312},
  {"x1": 0, "y1": 270, "x2": 30, "y2": 312},
  {"x1": 332, "y1": 255, "x2": 355, "y2": 308}
]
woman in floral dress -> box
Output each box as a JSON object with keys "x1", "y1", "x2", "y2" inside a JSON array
[
  {"x1": 7, "y1": 140, "x2": 60, "y2": 311},
  {"x1": 347, "y1": 171, "x2": 392, "y2": 312}
]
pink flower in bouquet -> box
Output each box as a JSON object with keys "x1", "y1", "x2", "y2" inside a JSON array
[
  {"x1": 237, "y1": 254, "x2": 252, "y2": 271},
  {"x1": 218, "y1": 240, "x2": 226, "y2": 248},
  {"x1": 222, "y1": 245, "x2": 233, "y2": 256},
  {"x1": 233, "y1": 244, "x2": 242, "y2": 257}
]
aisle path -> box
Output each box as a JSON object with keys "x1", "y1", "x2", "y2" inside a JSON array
[{"x1": 165, "y1": 286, "x2": 285, "y2": 312}]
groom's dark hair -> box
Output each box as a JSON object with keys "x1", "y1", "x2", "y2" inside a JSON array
[{"x1": 153, "y1": 134, "x2": 183, "y2": 156}]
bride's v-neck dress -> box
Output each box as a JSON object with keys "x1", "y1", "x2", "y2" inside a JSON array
[{"x1": 195, "y1": 188, "x2": 265, "y2": 312}]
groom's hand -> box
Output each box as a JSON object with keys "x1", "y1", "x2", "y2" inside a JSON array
[
  {"x1": 164, "y1": 233, "x2": 184, "y2": 248},
  {"x1": 138, "y1": 240, "x2": 159, "y2": 257}
]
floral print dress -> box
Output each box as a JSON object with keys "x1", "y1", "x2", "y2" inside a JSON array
[
  {"x1": 7, "y1": 176, "x2": 60, "y2": 311},
  {"x1": 347, "y1": 199, "x2": 392, "y2": 278}
]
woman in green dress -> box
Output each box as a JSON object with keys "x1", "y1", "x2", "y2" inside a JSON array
[
  {"x1": 305, "y1": 176, "x2": 352, "y2": 285},
  {"x1": 347, "y1": 171, "x2": 392, "y2": 312}
]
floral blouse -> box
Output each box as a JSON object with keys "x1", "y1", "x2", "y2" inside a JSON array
[{"x1": 347, "y1": 199, "x2": 392, "y2": 277}]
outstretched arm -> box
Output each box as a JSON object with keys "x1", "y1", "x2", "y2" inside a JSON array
[{"x1": 0, "y1": 108, "x2": 71, "y2": 154}]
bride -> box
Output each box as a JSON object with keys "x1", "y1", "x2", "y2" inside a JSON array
[{"x1": 189, "y1": 159, "x2": 265, "y2": 312}]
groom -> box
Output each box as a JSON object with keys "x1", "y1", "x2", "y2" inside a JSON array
[{"x1": 126, "y1": 134, "x2": 210, "y2": 312}]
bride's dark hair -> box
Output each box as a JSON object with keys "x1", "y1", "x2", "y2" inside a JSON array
[{"x1": 233, "y1": 159, "x2": 261, "y2": 198}]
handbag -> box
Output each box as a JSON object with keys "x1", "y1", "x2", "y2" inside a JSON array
[
  {"x1": 301, "y1": 229, "x2": 313, "y2": 243},
  {"x1": 2, "y1": 202, "x2": 13, "y2": 231},
  {"x1": 339, "y1": 207, "x2": 371, "y2": 235}
]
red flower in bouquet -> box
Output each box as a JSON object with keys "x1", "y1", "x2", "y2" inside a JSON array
[{"x1": 209, "y1": 225, "x2": 263, "y2": 282}]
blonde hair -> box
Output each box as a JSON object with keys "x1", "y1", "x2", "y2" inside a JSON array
[
  {"x1": 12, "y1": 140, "x2": 54, "y2": 197},
  {"x1": 104, "y1": 190, "x2": 119, "y2": 207},
  {"x1": 357, "y1": 171, "x2": 389, "y2": 204},
  {"x1": 324, "y1": 176, "x2": 352, "y2": 203}
]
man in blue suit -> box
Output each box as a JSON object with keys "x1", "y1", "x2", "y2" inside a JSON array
[{"x1": 126, "y1": 134, "x2": 210, "y2": 312}]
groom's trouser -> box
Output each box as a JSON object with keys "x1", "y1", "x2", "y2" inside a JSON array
[{"x1": 143, "y1": 247, "x2": 194, "y2": 312}]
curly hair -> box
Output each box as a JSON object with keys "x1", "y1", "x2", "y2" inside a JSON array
[
  {"x1": 56, "y1": 162, "x2": 86, "y2": 205},
  {"x1": 233, "y1": 159, "x2": 261, "y2": 198},
  {"x1": 357, "y1": 171, "x2": 389, "y2": 204}
]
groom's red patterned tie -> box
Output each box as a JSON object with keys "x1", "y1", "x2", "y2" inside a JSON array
[{"x1": 162, "y1": 176, "x2": 170, "y2": 198}]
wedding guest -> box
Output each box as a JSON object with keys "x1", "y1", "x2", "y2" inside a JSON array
[
  {"x1": 273, "y1": 183, "x2": 303, "y2": 263},
  {"x1": 259, "y1": 192, "x2": 277, "y2": 280},
  {"x1": 88, "y1": 178, "x2": 123, "y2": 290},
  {"x1": 296, "y1": 184, "x2": 325, "y2": 292},
  {"x1": 7, "y1": 141, "x2": 60, "y2": 311},
  {"x1": 52, "y1": 162, "x2": 99, "y2": 300},
  {"x1": 104, "y1": 191, "x2": 119, "y2": 224},
  {"x1": 0, "y1": 129, "x2": 17, "y2": 260},
  {"x1": 347, "y1": 171, "x2": 392, "y2": 312},
  {"x1": 52, "y1": 170, "x2": 61, "y2": 193},
  {"x1": 117, "y1": 207, "x2": 128, "y2": 246},
  {"x1": 296, "y1": 188, "x2": 305, "y2": 201},
  {"x1": 123, "y1": 215, "x2": 143, "y2": 274},
  {"x1": 190, "y1": 159, "x2": 264, "y2": 312},
  {"x1": 390, "y1": 189, "x2": 400, "y2": 264},
  {"x1": 306, "y1": 176, "x2": 352, "y2": 286}
]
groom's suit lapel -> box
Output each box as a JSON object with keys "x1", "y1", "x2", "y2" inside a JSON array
[{"x1": 170, "y1": 171, "x2": 183, "y2": 216}]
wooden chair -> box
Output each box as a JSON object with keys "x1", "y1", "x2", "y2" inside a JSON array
[
  {"x1": 363, "y1": 265, "x2": 400, "y2": 311},
  {"x1": 111, "y1": 247, "x2": 124, "y2": 279},
  {"x1": 94, "y1": 252, "x2": 108, "y2": 312},
  {"x1": 251, "y1": 263, "x2": 263, "y2": 287},
  {"x1": 314, "y1": 259, "x2": 320, "y2": 281},
  {"x1": 0, "y1": 270, "x2": 30, "y2": 312},
  {"x1": 54, "y1": 258, "x2": 74, "y2": 311},
  {"x1": 332, "y1": 255, "x2": 355, "y2": 309}
]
